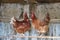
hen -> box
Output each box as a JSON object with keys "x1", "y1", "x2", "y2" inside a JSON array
[
  {"x1": 10, "y1": 13, "x2": 31, "y2": 35},
  {"x1": 31, "y1": 11, "x2": 50, "y2": 35}
]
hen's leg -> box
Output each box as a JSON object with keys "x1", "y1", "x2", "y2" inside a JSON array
[{"x1": 40, "y1": 33, "x2": 45, "y2": 36}]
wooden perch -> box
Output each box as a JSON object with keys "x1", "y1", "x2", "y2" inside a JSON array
[
  {"x1": 0, "y1": 35, "x2": 60, "y2": 38},
  {"x1": 0, "y1": 17, "x2": 60, "y2": 23},
  {"x1": 50, "y1": 19, "x2": 60, "y2": 23}
]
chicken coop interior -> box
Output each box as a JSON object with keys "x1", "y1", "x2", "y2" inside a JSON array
[{"x1": 0, "y1": 0, "x2": 60, "y2": 40}]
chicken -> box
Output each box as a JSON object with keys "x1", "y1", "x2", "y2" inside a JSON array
[
  {"x1": 31, "y1": 11, "x2": 50, "y2": 35},
  {"x1": 10, "y1": 13, "x2": 31, "y2": 35}
]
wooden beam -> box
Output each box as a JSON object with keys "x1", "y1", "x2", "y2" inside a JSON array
[
  {"x1": 36, "y1": 0, "x2": 60, "y2": 3},
  {"x1": 1, "y1": 0, "x2": 60, "y2": 3},
  {"x1": 1, "y1": 0, "x2": 24, "y2": 3},
  {"x1": 50, "y1": 19, "x2": 60, "y2": 23},
  {"x1": 0, "y1": 35, "x2": 60, "y2": 38},
  {"x1": 0, "y1": 17, "x2": 60, "y2": 23}
]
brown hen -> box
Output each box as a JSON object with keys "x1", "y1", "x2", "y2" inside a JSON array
[
  {"x1": 31, "y1": 11, "x2": 50, "y2": 34},
  {"x1": 10, "y1": 13, "x2": 31, "y2": 34}
]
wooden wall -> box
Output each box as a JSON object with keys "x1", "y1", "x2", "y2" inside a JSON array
[
  {"x1": 0, "y1": 22, "x2": 60, "y2": 40},
  {"x1": 1, "y1": 0, "x2": 60, "y2": 3},
  {"x1": 0, "y1": 3, "x2": 60, "y2": 22},
  {"x1": 0, "y1": 3, "x2": 60, "y2": 40}
]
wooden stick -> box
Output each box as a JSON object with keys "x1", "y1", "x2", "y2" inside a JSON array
[
  {"x1": 50, "y1": 19, "x2": 60, "y2": 22},
  {"x1": 0, "y1": 35, "x2": 60, "y2": 38}
]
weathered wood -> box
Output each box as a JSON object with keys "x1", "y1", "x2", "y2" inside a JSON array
[
  {"x1": 55, "y1": 24, "x2": 60, "y2": 40},
  {"x1": 1, "y1": 0, "x2": 60, "y2": 3},
  {"x1": 1, "y1": 0, "x2": 24, "y2": 4},
  {"x1": 0, "y1": 17, "x2": 60, "y2": 23},
  {"x1": 1, "y1": 3, "x2": 60, "y2": 22},
  {"x1": 0, "y1": 21, "x2": 60, "y2": 40},
  {"x1": 1, "y1": 35, "x2": 60, "y2": 38},
  {"x1": 0, "y1": 20, "x2": 59, "y2": 40},
  {"x1": 50, "y1": 19, "x2": 60, "y2": 23},
  {"x1": 0, "y1": 3, "x2": 60, "y2": 40},
  {"x1": 36, "y1": 0, "x2": 60, "y2": 3}
]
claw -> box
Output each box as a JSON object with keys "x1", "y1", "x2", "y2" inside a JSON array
[{"x1": 20, "y1": 33, "x2": 25, "y2": 36}]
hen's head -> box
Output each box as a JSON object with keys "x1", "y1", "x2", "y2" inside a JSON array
[
  {"x1": 31, "y1": 11, "x2": 36, "y2": 20},
  {"x1": 23, "y1": 12, "x2": 28, "y2": 20},
  {"x1": 10, "y1": 17, "x2": 17, "y2": 24}
]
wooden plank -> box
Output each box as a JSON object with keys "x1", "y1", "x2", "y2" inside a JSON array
[
  {"x1": 1, "y1": 0, "x2": 24, "y2": 3},
  {"x1": 0, "y1": 22, "x2": 60, "y2": 40},
  {"x1": 31, "y1": 26, "x2": 37, "y2": 40},
  {"x1": 36, "y1": 0, "x2": 60, "y2": 3},
  {"x1": 24, "y1": 31, "x2": 29, "y2": 40},
  {"x1": 0, "y1": 18, "x2": 60, "y2": 23},
  {"x1": 1, "y1": 3, "x2": 60, "y2": 23},
  {"x1": 56, "y1": 24, "x2": 60, "y2": 40},
  {"x1": 49, "y1": 24, "x2": 53, "y2": 40},
  {"x1": 50, "y1": 19, "x2": 60, "y2": 23},
  {"x1": 1, "y1": 36, "x2": 60, "y2": 38},
  {"x1": 56, "y1": 24, "x2": 60, "y2": 36},
  {"x1": 53, "y1": 24, "x2": 56, "y2": 40},
  {"x1": 1, "y1": 0, "x2": 60, "y2": 3}
]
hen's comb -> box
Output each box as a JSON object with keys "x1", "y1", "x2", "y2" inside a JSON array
[
  {"x1": 23, "y1": 12, "x2": 28, "y2": 19},
  {"x1": 31, "y1": 11, "x2": 34, "y2": 16}
]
